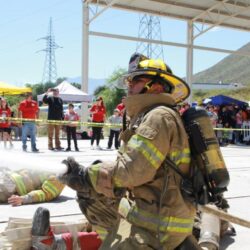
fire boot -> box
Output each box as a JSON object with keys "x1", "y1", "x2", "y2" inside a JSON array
[
  {"x1": 31, "y1": 207, "x2": 68, "y2": 250},
  {"x1": 31, "y1": 207, "x2": 102, "y2": 250}
]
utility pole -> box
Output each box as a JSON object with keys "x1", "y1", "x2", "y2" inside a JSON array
[
  {"x1": 37, "y1": 17, "x2": 62, "y2": 84},
  {"x1": 136, "y1": 14, "x2": 164, "y2": 60}
]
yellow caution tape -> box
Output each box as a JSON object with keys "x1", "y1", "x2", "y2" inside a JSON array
[
  {"x1": 213, "y1": 127, "x2": 250, "y2": 131},
  {"x1": 0, "y1": 117, "x2": 122, "y2": 128},
  {"x1": 1, "y1": 117, "x2": 250, "y2": 131}
]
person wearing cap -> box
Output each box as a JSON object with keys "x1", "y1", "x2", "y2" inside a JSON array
[
  {"x1": 107, "y1": 108, "x2": 122, "y2": 150},
  {"x1": 43, "y1": 88, "x2": 64, "y2": 151},
  {"x1": 57, "y1": 53, "x2": 200, "y2": 250},
  {"x1": 18, "y1": 92, "x2": 39, "y2": 152}
]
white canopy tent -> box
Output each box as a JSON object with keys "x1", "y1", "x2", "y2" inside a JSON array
[{"x1": 37, "y1": 80, "x2": 92, "y2": 103}]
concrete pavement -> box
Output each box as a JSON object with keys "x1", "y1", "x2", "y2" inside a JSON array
[{"x1": 0, "y1": 137, "x2": 250, "y2": 249}]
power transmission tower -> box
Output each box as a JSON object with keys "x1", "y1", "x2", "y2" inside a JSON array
[
  {"x1": 37, "y1": 17, "x2": 62, "y2": 84},
  {"x1": 136, "y1": 14, "x2": 164, "y2": 60}
]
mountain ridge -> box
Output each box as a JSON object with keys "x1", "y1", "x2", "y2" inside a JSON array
[{"x1": 193, "y1": 42, "x2": 250, "y2": 85}]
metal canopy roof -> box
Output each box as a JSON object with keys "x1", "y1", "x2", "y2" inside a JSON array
[
  {"x1": 87, "y1": 0, "x2": 250, "y2": 32},
  {"x1": 81, "y1": 0, "x2": 250, "y2": 104}
]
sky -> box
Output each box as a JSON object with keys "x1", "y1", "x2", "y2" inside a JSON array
[{"x1": 1, "y1": 0, "x2": 250, "y2": 86}]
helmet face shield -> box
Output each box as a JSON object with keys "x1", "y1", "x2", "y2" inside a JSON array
[
  {"x1": 115, "y1": 76, "x2": 128, "y2": 90},
  {"x1": 115, "y1": 71, "x2": 152, "y2": 90}
]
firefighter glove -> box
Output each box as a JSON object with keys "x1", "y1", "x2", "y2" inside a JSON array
[{"x1": 58, "y1": 156, "x2": 91, "y2": 192}]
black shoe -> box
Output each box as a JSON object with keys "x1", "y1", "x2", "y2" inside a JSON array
[
  {"x1": 65, "y1": 148, "x2": 71, "y2": 151},
  {"x1": 49, "y1": 147, "x2": 55, "y2": 151},
  {"x1": 75, "y1": 147, "x2": 79, "y2": 152},
  {"x1": 22, "y1": 145, "x2": 27, "y2": 152},
  {"x1": 56, "y1": 147, "x2": 64, "y2": 151},
  {"x1": 32, "y1": 148, "x2": 39, "y2": 153}
]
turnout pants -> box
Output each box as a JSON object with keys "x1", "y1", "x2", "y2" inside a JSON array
[{"x1": 77, "y1": 186, "x2": 199, "y2": 250}]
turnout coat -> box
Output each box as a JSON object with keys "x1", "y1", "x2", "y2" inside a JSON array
[{"x1": 87, "y1": 93, "x2": 196, "y2": 249}]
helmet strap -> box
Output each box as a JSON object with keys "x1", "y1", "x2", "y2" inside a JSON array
[
  {"x1": 140, "y1": 80, "x2": 153, "y2": 94},
  {"x1": 154, "y1": 75, "x2": 172, "y2": 93}
]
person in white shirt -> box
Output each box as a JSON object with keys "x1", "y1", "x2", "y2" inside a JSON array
[
  {"x1": 107, "y1": 109, "x2": 122, "y2": 149},
  {"x1": 64, "y1": 103, "x2": 80, "y2": 151}
]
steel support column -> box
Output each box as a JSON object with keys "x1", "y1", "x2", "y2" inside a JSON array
[
  {"x1": 81, "y1": 1, "x2": 90, "y2": 123},
  {"x1": 82, "y1": 2, "x2": 89, "y2": 93},
  {"x1": 186, "y1": 20, "x2": 194, "y2": 104}
]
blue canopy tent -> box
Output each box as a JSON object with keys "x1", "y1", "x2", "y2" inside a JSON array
[{"x1": 207, "y1": 94, "x2": 248, "y2": 107}]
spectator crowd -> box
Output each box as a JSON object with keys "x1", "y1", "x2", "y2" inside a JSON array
[
  {"x1": 0, "y1": 92, "x2": 126, "y2": 152},
  {"x1": 177, "y1": 102, "x2": 250, "y2": 146}
]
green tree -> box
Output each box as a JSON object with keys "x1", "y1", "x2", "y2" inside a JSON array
[
  {"x1": 5, "y1": 95, "x2": 23, "y2": 116},
  {"x1": 55, "y1": 77, "x2": 67, "y2": 85},
  {"x1": 25, "y1": 78, "x2": 65, "y2": 101},
  {"x1": 94, "y1": 85, "x2": 107, "y2": 96},
  {"x1": 71, "y1": 82, "x2": 81, "y2": 89}
]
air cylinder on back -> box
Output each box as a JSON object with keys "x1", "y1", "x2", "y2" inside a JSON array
[{"x1": 182, "y1": 107, "x2": 230, "y2": 195}]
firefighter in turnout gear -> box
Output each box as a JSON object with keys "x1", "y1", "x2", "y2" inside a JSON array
[
  {"x1": 58, "y1": 53, "x2": 201, "y2": 249},
  {"x1": 0, "y1": 167, "x2": 64, "y2": 206}
]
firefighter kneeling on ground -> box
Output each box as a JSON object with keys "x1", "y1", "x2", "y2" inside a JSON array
[{"x1": 30, "y1": 53, "x2": 232, "y2": 250}]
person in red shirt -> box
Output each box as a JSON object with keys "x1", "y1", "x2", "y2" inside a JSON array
[
  {"x1": 0, "y1": 98, "x2": 12, "y2": 149},
  {"x1": 116, "y1": 96, "x2": 126, "y2": 117},
  {"x1": 18, "y1": 92, "x2": 39, "y2": 152},
  {"x1": 89, "y1": 96, "x2": 106, "y2": 150}
]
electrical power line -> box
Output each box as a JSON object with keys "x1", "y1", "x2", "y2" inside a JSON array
[{"x1": 0, "y1": 0, "x2": 68, "y2": 27}]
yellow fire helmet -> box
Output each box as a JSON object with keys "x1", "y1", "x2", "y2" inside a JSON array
[{"x1": 120, "y1": 53, "x2": 190, "y2": 103}]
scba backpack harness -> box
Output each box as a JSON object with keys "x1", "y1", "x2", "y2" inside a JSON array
[{"x1": 135, "y1": 105, "x2": 230, "y2": 206}]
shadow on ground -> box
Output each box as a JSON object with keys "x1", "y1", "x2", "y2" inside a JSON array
[{"x1": 52, "y1": 195, "x2": 76, "y2": 203}]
